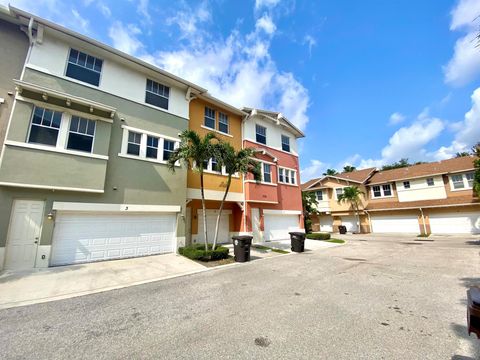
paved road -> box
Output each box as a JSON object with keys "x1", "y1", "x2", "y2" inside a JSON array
[{"x1": 1, "y1": 236, "x2": 479, "y2": 359}]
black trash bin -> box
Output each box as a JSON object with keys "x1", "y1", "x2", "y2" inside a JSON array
[
  {"x1": 232, "y1": 235, "x2": 253, "y2": 262},
  {"x1": 289, "y1": 232, "x2": 306, "y2": 253},
  {"x1": 338, "y1": 225, "x2": 347, "y2": 234}
]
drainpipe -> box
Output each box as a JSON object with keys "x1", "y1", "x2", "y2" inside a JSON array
[
  {"x1": 364, "y1": 209, "x2": 372, "y2": 233},
  {"x1": 419, "y1": 208, "x2": 427, "y2": 235}
]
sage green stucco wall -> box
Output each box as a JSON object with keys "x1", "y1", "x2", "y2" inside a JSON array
[
  {"x1": 0, "y1": 69, "x2": 188, "y2": 248},
  {"x1": 0, "y1": 19, "x2": 29, "y2": 154}
]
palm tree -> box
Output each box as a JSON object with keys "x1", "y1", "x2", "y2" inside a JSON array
[
  {"x1": 167, "y1": 130, "x2": 218, "y2": 251},
  {"x1": 323, "y1": 168, "x2": 338, "y2": 176},
  {"x1": 343, "y1": 165, "x2": 356, "y2": 173},
  {"x1": 212, "y1": 143, "x2": 261, "y2": 250},
  {"x1": 302, "y1": 191, "x2": 319, "y2": 233},
  {"x1": 337, "y1": 186, "x2": 365, "y2": 233}
]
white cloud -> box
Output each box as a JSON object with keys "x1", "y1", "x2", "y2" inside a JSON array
[
  {"x1": 98, "y1": 3, "x2": 111, "y2": 17},
  {"x1": 303, "y1": 34, "x2": 316, "y2": 56},
  {"x1": 444, "y1": 0, "x2": 480, "y2": 86},
  {"x1": 108, "y1": 21, "x2": 143, "y2": 55},
  {"x1": 136, "y1": 0, "x2": 151, "y2": 25},
  {"x1": 166, "y1": 2, "x2": 211, "y2": 42},
  {"x1": 71, "y1": 9, "x2": 89, "y2": 33},
  {"x1": 255, "y1": 14, "x2": 276, "y2": 35},
  {"x1": 300, "y1": 159, "x2": 329, "y2": 181},
  {"x1": 255, "y1": 0, "x2": 281, "y2": 10},
  {"x1": 388, "y1": 112, "x2": 406, "y2": 125}
]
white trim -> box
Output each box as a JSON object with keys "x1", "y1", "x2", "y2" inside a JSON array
[
  {"x1": 263, "y1": 209, "x2": 302, "y2": 215},
  {"x1": 367, "y1": 202, "x2": 480, "y2": 212},
  {"x1": 0, "y1": 247, "x2": 5, "y2": 270},
  {"x1": 370, "y1": 184, "x2": 395, "y2": 199},
  {"x1": 118, "y1": 153, "x2": 176, "y2": 166},
  {"x1": 52, "y1": 202, "x2": 181, "y2": 213},
  {"x1": 0, "y1": 181, "x2": 103, "y2": 193},
  {"x1": 200, "y1": 125, "x2": 233, "y2": 138},
  {"x1": 187, "y1": 188, "x2": 244, "y2": 202},
  {"x1": 244, "y1": 138, "x2": 299, "y2": 157},
  {"x1": 5, "y1": 140, "x2": 109, "y2": 160},
  {"x1": 245, "y1": 180, "x2": 278, "y2": 187},
  {"x1": 121, "y1": 124, "x2": 180, "y2": 142},
  {"x1": 448, "y1": 173, "x2": 474, "y2": 192},
  {"x1": 253, "y1": 158, "x2": 276, "y2": 166},
  {"x1": 278, "y1": 166, "x2": 298, "y2": 186},
  {"x1": 245, "y1": 199, "x2": 279, "y2": 204}
]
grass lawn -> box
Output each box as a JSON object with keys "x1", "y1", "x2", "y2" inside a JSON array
[
  {"x1": 324, "y1": 239, "x2": 345, "y2": 244},
  {"x1": 195, "y1": 255, "x2": 235, "y2": 267},
  {"x1": 252, "y1": 245, "x2": 289, "y2": 254}
]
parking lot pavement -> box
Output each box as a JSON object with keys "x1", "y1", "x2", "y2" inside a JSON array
[{"x1": 1, "y1": 237, "x2": 479, "y2": 359}]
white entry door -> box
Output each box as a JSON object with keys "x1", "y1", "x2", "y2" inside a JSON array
[
  {"x1": 429, "y1": 212, "x2": 480, "y2": 234},
  {"x1": 5, "y1": 200, "x2": 44, "y2": 270},
  {"x1": 264, "y1": 214, "x2": 300, "y2": 241},
  {"x1": 197, "y1": 210, "x2": 230, "y2": 244},
  {"x1": 51, "y1": 212, "x2": 177, "y2": 266}
]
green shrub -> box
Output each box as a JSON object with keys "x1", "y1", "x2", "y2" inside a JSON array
[
  {"x1": 306, "y1": 232, "x2": 331, "y2": 240},
  {"x1": 178, "y1": 244, "x2": 229, "y2": 261}
]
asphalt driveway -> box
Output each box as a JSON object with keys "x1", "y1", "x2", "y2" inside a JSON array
[{"x1": 1, "y1": 235, "x2": 479, "y2": 359}]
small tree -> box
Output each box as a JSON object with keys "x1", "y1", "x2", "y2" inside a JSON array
[
  {"x1": 381, "y1": 158, "x2": 411, "y2": 171},
  {"x1": 473, "y1": 142, "x2": 480, "y2": 197},
  {"x1": 323, "y1": 168, "x2": 338, "y2": 176},
  {"x1": 337, "y1": 186, "x2": 365, "y2": 233},
  {"x1": 167, "y1": 130, "x2": 217, "y2": 252},
  {"x1": 455, "y1": 151, "x2": 471, "y2": 158},
  {"x1": 343, "y1": 165, "x2": 356, "y2": 173},
  {"x1": 211, "y1": 143, "x2": 261, "y2": 250},
  {"x1": 302, "y1": 191, "x2": 319, "y2": 233}
]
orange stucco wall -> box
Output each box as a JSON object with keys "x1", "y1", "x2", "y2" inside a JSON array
[
  {"x1": 187, "y1": 98, "x2": 243, "y2": 193},
  {"x1": 188, "y1": 200, "x2": 243, "y2": 235}
]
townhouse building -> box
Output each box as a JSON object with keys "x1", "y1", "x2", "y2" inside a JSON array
[
  {"x1": 0, "y1": 7, "x2": 206, "y2": 270},
  {"x1": 241, "y1": 108, "x2": 305, "y2": 241},
  {"x1": 302, "y1": 156, "x2": 480, "y2": 235}
]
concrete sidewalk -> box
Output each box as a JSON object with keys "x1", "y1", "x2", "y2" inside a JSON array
[{"x1": 0, "y1": 254, "x2": 205, "y2": 309}]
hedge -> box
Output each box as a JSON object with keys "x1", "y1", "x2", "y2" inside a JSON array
[
  {"x1": 306, "y1": 232, "x2": 331, "y2": 240},
  {"x1": 178, "y1": 243, "x2": 229, "y2": 261}
]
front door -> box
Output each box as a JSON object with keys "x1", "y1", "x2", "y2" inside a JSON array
[{"x1": 5, "y1": 200, "x2": 44, "y2": 270}]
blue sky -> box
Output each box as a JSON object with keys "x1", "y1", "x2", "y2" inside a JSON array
[{"x1": 3, "y1": 0, "x2": 480, "y2": 181}]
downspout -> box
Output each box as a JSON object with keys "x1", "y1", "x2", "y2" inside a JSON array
[
  {"x1": 419, "y1": 208, "x2": 427, "y2": 235},
  {"x1": 27, "y1": 17, "x2": 35, "y2": 44}
]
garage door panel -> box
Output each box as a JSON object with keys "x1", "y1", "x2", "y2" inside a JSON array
[
  {"x1": 429, "y1": 212, "x2": 480, "y2": 234},
  {"x1": 264, "y1": 214, "x2": 300, "y2": 241},
  {"x1": 371, "y1": 215, "x2": 419, "y2": 234},
  {"x1": 51, "y1": 212, "x2": 176, "y2": 266}
]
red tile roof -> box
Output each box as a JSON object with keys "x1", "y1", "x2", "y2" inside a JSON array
[{"x1": 301, "y1": 167, "x2": 376, "y2": 190}]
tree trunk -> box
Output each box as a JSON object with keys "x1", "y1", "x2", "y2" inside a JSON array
[
  {"x1": 200, "y1": 171, "x2": 208, "y2": 252},
  {"x1": 212, "y1": 175, "x2": 232, "y2": 251}
]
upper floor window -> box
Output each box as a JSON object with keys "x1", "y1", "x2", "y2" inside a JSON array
[
  {"x1": 316, "y1": 190, "x2": 323, "y2": 201},
  {"x1": 451, "y1": 173, "x2": 474, "y2": 190},
  {"x1": 146, "y1": 136, "x2": 159, "y2": 159},
  {"x1": 426, "y1": 177, "x2": 435, "y2": 186},
  {"x1": 278, "y1": 167, "x2": 297, "y2": 185},
  {"x1": 127, "y1": 131, "x2": 142, "y2": 156},
  {"x1": 219, "y1": 112, "x2": 229, "y2": 134},
  {"x1": 66, "y1": 49, "x2": 103, "y2": 86},
  {"x1": 145, "y1": 79, "x2": 170, "y2": 110},
  {"x1": 256, "y1": 124, "x2": 267, "y2": 144},
  {"x1": 163, "y1": 140, "x2": 175, "y2": 161},
  {"x1": 335, "y1": 188, "x2": 344, "y2": 199},
  {"x1": 372, "y1": 184, "x2": 393, "y2": 198},
  {"x1": 281, "y1": 135, "x2": 290, "y2": 152},
  {"x1": 67, "y1": 116, "x2": 95, "y2": 153},
  {"x1": 403, "y1": 181, "x2": 410, "y2": 189},
  {"x1": 204, "y1": 107, "x2": 216, "y2": 129},
  {"x1": 263, "y1": 163, "x2": 272, "y2": 183},
  {"x1": 28, "y1": 106, "x2": 62, "y2": 146}
]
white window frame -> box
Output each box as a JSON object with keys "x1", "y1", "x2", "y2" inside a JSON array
[
  {"x1": 263, "y1": 163, "x2": 272, "y2": 183},
  {"x1": 403, "y1": 181, "x2": 410, "y2": 189},
  {"x1": 334, "y1": 187, "x2": 345, "y2": 200},
  {"x1": 370, "y1": 183, "x2": 394, "y2": 198},
  {"x1": 255, "y1": 124, "x2": 267, "y2": 145},
  {"x1": 449, "y1": 173, "x2": 474, "y2": 191},
  {"x1": 278, "y1": 166, "x2": 297, "y2": 186},
  {"x1": 426, "y1": 177, "x2": 435, "y2": 187},
  {"x1": 67, "y1": 116, "x2": 96, "y2": 153},
  {"x1": 204, "y1": 107, "x2": 216, "y2": 130},
  {"x1": 65, "y1": 48, "x2": 103, "y2": 86},
  {"x1": 316, "y1": 190, "x2": 323, "y2": 201},
  {"x1": 218, "y1": 112, "x2": 229, "y2": 134},
  {"x1": 145, "y1": 79, "x2": 170, "y2": 110},
  {"x1": 119, "y1": 125, "x2": 180, "y2": 165},
  {"x1": 281, "y1": 134, "x2": 290, "y2": 152}
]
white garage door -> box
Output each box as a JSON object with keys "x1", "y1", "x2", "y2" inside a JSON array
[
  {"x1": 371, "y1": 215, "x2": 419, "y2": 234},
  {"x1": 319, "y1": 216, "x2": 333, "y2": 232},
  {"x1": 429, "y1": 212, "x2": 480, "y2": 234},
  {"x1": 197, "y1": 210, "x2": 230, "y2": 244},
  {"x1": 51, "y1": 212, "x2": 177, "y2": 266},
  {"x1": 341, "y1": 216, "x2": 358, "y2": 233},
  {"x1": 264, "y1": 214, "x2": 300, "y2": 241}
]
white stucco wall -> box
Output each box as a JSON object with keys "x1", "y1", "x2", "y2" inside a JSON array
[
  {"x1": 396, "y1": 176, "x2": 447, "y2": 202},
  {"x1": 26, "y1": 31, "x2": 190, "y2": 119}
]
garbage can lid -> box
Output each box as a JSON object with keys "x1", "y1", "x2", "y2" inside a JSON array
[
  {"x1": 289, "y1": 232, "x2": 306, "y2": 236},
  {"x1": 232, "y1": 235, "x2": 253, "y2": 241}
]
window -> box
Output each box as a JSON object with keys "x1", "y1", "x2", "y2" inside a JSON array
[
  {"x1": 372, "y1": 185, "x2": 382, "y2": 198},
  {"x1": 316, "y1": 190, "x2": 323, "y2": 201},
  {"x1": 145, "y1": 79, "x2": 170, "y2": 110},
  {"x1": 281, "y1": 135, "x2": 290, "y2": 152},
  {"x1": 403, "y1": 181, "x2": 411, "y2": 189},
  {"x1": 146, "y1": 136, "x2": 159, "y2": 159},
  {"x1": 290, "y1": 170, "x2": 296, "y2": 184},
  {"x1": 335, "y1": 188, "x2": 344, "y2": 199},
  {"x1": 28, "y1": 106, "x2": 62, "y2": 146},
  {"x1": 466, "y1": 173, "x2": 474, "y2": 188},
  {"x1": 163, "y1": 139, "x2": 175, "y2": 161},
  {"x1": 127, "y1": 131, "x2": 142, "y2": 156},
  {"x1": 382, "y1": 184, "x2": 392, "y2": 196},
  {"x1": 211, "y1": 157, "x2": 221, "y2": 172},
  {"x1": 219, "y1": 113, "x2": 229, "y2": 134},
  {"x1": 278, "y1": 168, "x2": 284, "y2": 182},
  {"x1": 451, "y1": 174, "x2": 464, "y2": 189},
  {"x1": 67, "y1": 116, "x2": 95, "y2": 153},
  {"x1": 256, "y1": 124, "x2": 267, "y2": 144},
  {"x1": 204, "y1": 107, "x2": 216, "y2": 129},
  {"x1": 426, "y1": 177, "x2": 435, "y2": 186},
  {"x1": 263, "y1": 163, "x2": 272, "y2": 183},
  {"x1": 278, "y1": 167, "x2": 297, "y2": 185},
  {"x1": 66, "y1": 48, "x2": 103, "y2": 86}
]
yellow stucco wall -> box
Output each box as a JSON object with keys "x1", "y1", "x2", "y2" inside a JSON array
[
  {"x1": 315, "y1": 178, "x2": 368, "y2": 212},
  {"x1": 187, "y1": 98, "x2": 243, "y2": 193}
]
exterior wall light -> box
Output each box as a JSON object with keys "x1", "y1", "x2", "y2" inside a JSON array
[{"x1": 47, "y1": 212, "x2": 55, "y2": 220}]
